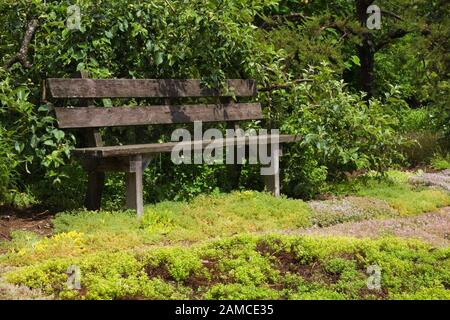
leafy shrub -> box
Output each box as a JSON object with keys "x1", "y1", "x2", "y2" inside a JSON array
[
  {"x1": 397, "y1": 107, "x2": 447, "y2": 167},
  {"x1": 0, "y1": 125, "x2": 19, "y2": 202},
  {"x1": 0, "y1": 71, "x2": 75, "y2": 204},
  {"x1": 400, "y1": 131, "x2": 443, "y2": 167},
  {"x1": 431, "y1": 154, "x2": 450, "y2": 170},
  {"x1": 0, "y1": 0, "x2": 446, "y2": 205},
  {"x1": 400, "y1": 108, "x2": 439, "y2": 132},
  {"x1": 0, "y1": 0, "x2": 285, "y2": 204},
  {"x1": 278, "y1": 65, "x2": 406, "y2": 198}
]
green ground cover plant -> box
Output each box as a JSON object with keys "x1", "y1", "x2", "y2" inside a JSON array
[
  {"x1": 1, "y1": 192, "x2": 312, "y2": 266},
  {"x1": 1, "y1": 171, "x2": 448, "y2": 267},
  {"x1": 330, "y1": 171, "x2": 450, "y2": 216},
  {"x1": 0, "y1": 169, "x2": 449, "y2": 300},
  {"x1": 3, "y1": 235, "x2": 449, "y2": 300}
]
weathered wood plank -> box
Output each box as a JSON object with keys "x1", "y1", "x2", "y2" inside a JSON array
[
  {"x1": 125, "y1": 172, "x2": 137, "y2": 210},
  {"x1": 73, "y1": 134, "x2": 302, "y2": 158},
  {"x1": 54, "y1": 103, "x2": 263, "y2": 128},
  {"x1": 125, "y1": 155, "x2": 144, "y2": 218},
  {"x1": 47, "y1": 79, "x2": 257, "y2": 98},
  {"x1": 84, "y1": 171, "x2": 105, "y2": 210},
  {"x1": 225, "y1": 121, "x2": 241, "y2": 191},
  {"x1": 263, "y1": 145, "x2": 281, "y2": 197}
]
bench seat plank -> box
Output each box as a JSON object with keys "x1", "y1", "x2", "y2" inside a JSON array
[
  {"x1": 47, "y1": 79, "x2": 256, "y2": 98},
  {"x1": 55, "y1": 103, "x2": 263, "y2": 128},
  {"x1": 73, "y1": 134, "x2": 302, "y2": 158}
]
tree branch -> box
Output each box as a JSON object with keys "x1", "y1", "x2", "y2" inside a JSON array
[
  {"x1": 259, "y1": 13, "x2": 306, "y2": 29},
  {"x1": 381, "y1": 10, "x2": 403, "y2": 21},
  {"x1": 312, "y1": 15, "x2": 361, "y2": 39},
  {"x1": 375, "y1": 28, "x2": 410, "y2": 51},
  {"x1": 3, "y1": 19, "x2": 39, "y2": 70}
]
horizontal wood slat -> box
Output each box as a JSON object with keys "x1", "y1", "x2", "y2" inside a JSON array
[
  {"x1": 47, "y1": 79, "x2": 257, "y2": 98},
  {"x1": 54, "y1": 103, "x2": 263, "y2": 128},
  {"x1": 73, "y1": 134, "x2": 302, "y2": 158}
]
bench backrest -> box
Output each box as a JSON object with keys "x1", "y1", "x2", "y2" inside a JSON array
[{"x1": 46, "y1": 78, "x2": 261, "y2": 129}]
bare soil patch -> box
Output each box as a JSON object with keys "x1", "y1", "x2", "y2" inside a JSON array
[{"x1": 0, "y1": 205, "x2": 54, "y2": 241}]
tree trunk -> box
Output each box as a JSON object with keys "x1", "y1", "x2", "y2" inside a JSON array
[
  {"x1": 358, "y1": 34, "x2": 376, "y2": 97},
  {"x1": 356, "y1": 0, "x2": 376, "y2": 98}
]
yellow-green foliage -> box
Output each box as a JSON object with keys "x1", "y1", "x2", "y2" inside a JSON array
[
  {"x1": 2, "y1": 178, "x2": 449, "y2": 300},
  {"x1": 141, "y1": 191, "x2": 312, "y2": 242},
  {"x1": 56, "y1": 191, "x2": 312, "y2": 244},
  {"x1": 5, "y1": 235, "x2": 450, "y2": 300},
  {"x1": 336, "y1": 171, "x2": 450, "y2": 216},
  {"x1": 2, "y1": 179, "x2": 449, "y2": 268},
  {"x1": 2, "y1": 231, "x2": 89, "y2": 266},
  {"x1": 1, "y1": 192, "x2": 311, "y2": 266}
]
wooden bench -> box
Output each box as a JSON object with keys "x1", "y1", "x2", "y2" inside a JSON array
[{"x1": 44, "y1": 72, "x2": 301, "y2": 217}]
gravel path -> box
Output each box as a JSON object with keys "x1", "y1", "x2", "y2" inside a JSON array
[
  {"x1": 288, "y1": 170, "x2": 450, "y2": 247},
  {"x1": 287, "y1": 206, "x2": 450, "y2": 247},
  {"x1": 308, "y1": 196, "x2": 397, "y2": 227},
  {"x1": 409, "y1": 169, "x2": 450, "y2": 192},
  {"x1": 0, "y1": 266, "x2": 52, "y2": 300}
]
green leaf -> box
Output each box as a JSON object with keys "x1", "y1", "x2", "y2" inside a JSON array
[
  {"x1": 43, "y1": 140, "x2": 55, "y2": 146},
  {"x1": 54, "y1": 130, "x2": 65, "y2": 141},
  {"x1": 351, "y1": 55, "x2": 361, "y2": 67},
  {"x1": 154, "y1": 52, "x2": 164, "y2": 65},
  {"x1": 30, "y1": 135, "x2": 38, "y2": 148},
  {"x1": 38, "y1": 105, "x2": 50, "y2": 112},
  {"x1": 62, "y1": 28, "x2": 70, "y2": 39},
  {"x1": 14, "y1": 142, "x2": 24, "y2": 153}
]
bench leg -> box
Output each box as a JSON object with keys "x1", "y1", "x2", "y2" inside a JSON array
[
  {"x1": 226, "y1": 163, "x2": 241, "y2": 191},
  {"x1": 263, "y1": 145, "x2": 281, "y2": 197},
  {"x1": 126, "y1": 156, "x2": 144, "y2": 218},
  {"x1": 85, "y1": 171, "x2": 105, "y2": 211}
]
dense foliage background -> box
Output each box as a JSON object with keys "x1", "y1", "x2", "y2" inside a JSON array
[{"x1": 0, "y1": 0, "x2": 448, "y2": 208}]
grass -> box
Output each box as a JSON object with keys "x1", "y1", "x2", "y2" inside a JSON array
[
  {"x1": 0, "y1": 170, "x2": 449, "y2": 299},
  {"x1": 3, "y1": 235, "x2": 449, "y2": 300}
]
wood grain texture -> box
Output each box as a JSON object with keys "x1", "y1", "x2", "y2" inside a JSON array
[
  {"x1": 73, "y1": 134, "x2": 302, "y2": 158},
  {"x1": 54, "y1": 103, "x2": 263, "y2": 128},
  {"x1": 47, "y1": 79, "x2": 257, "y2": 98},
  {"x1": 263, "y1": 144, "x2": 281, "y2": 197},
  {"x1": 125, "y1": 155, "x2": 144, "y2": 218},
  {"x1": 74, "y1": 71, "x2": 104, "y2": 147},
  {"x1": 84, "y1": 171, "x2": 105, "y2": 210}
]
